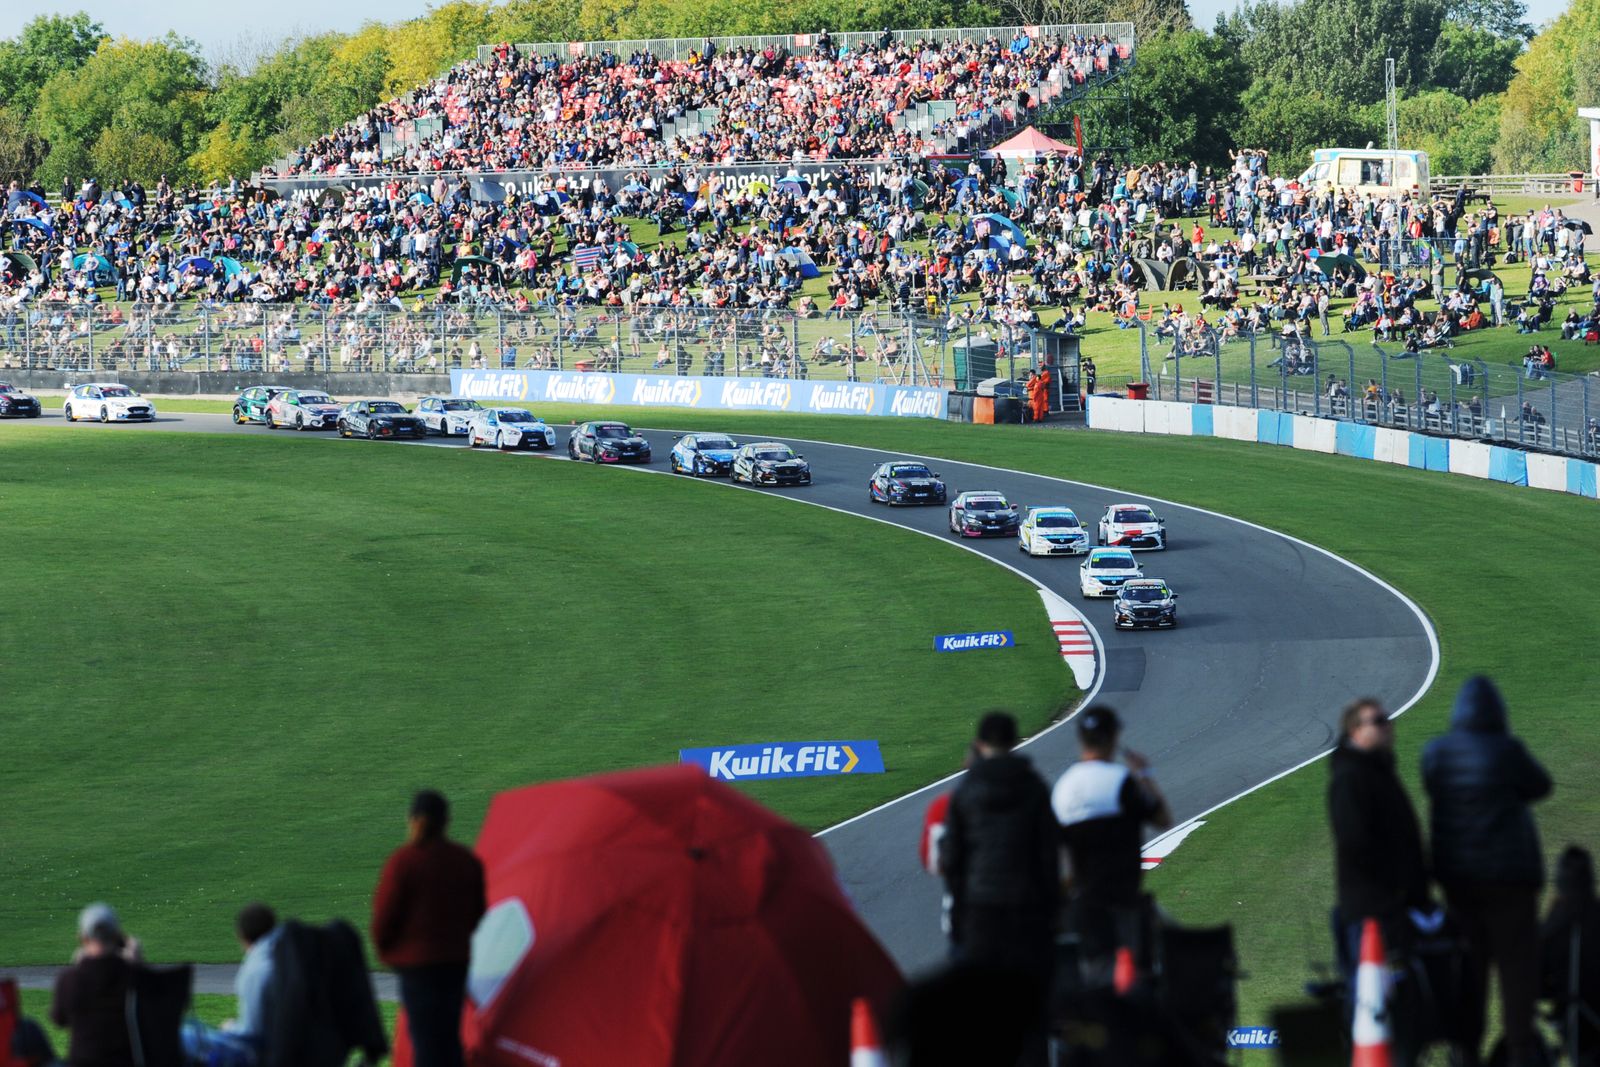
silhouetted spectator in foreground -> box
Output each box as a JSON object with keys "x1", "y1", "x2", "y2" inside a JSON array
[
  {"x1": 1423, "y1": 676, "x2": 1552, "y2": 1067},
  {"x1": 372, "y1": 790, "x2": 486, "y2": 1067},
  {"x1": 1542, "y1": 846, "x2": 1600, "y2": 1065},
  {"x1": 50, "y1": 903, "x2": 141, "y2": 1067}
]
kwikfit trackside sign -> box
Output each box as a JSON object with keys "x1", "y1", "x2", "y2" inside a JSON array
[
  {"x1": 933, "y1": 630, "x2": 1014, "y2": 652},
  {"x1": 450, "y1": 370, "x2": 946, "y2": 419},
  {"x1": 679, "y1": 741, "x2": 886, "y2": 781},
  {"x1": 1225, "y1": 1028, "x2": 1281, "y2": 1050}
]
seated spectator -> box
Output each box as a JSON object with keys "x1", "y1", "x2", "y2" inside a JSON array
[
  {"x1": 51, "y1": 903, "x2": 142, "y2": 1067},
  {"x1": 180, "y1": 903, "x2": 282, "y2": 1066}
]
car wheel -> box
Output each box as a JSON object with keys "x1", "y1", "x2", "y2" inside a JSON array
[
  {"x1": 100, "y1": 406, "x2": 109, "y2": 423},
  {"x1": 495, "y1": 432, "x2": 506, "y2": 451},
  {"x1": 367, "y1": 424, "x2": 379, "y2": 440},
  {"x1": 338, "y1": 420, "x2": 348, "y2": 438},
  {"x1": 266, "y1": 411, "x2": 278, "y2": 429},
  {"x1": 63, "y1": 403, "x2": 73, "y2": 421},
  {"x1": 233, "y1": 407, "x2": 246, "y2": 424},
  {"x1": 567, "y1": 441, "x2": 578, "y2": 460}
]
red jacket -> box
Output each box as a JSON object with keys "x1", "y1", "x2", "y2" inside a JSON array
[{"x1": 371, "y1": 837, "x2": 487, "y2": 968}]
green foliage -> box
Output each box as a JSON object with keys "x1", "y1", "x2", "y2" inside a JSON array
[
  {"x1": 1398, "y1": 89, "x2": 1500, "y2": 174},
  {"x1": 0, "y1": 105, "x2": 46, "y2": 185},
  {"x1": 187, "y1": 119, "x2": 271, "y2": 182},
  {"x1": 1227, "y1": 0, "x2": 1446, "y2": 107},
  {"x1": 0, "y1": 13, "x2": 106, "y2": 114},
  {"x1": 1125, "y1": 30, "x2": 1247, "y2": 167},
  {"x1": 1232, "y1": 80, "x2": 1382, "y2": 163},
  {"x1": 1427, "y1": 20, "x2": 1521, "y2": 100},
  {"x1": 1494, "y1": 0, "x2": 1600, "y2": 172}
]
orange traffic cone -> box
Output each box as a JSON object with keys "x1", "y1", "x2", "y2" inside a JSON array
[
  {"x1": 851, "y1": 997, "x2": 887, "y2": 1067},
  {"x1": 1113, "y1": 945, "x2": 1137, "y2": 995},
  {"x1": 1351, "y1": 918, "x2": 1394, "y2": 1067}
]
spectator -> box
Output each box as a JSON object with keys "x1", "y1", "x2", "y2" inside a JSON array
[
  {"x1": 1422, "y1": 676, "x2": 1553, "y2": 1067},
  {"x1": 372, "y1": 790, "x2": 487, "y2": 1067},
  {"x1": 1052, "y1": 706, "x2": 1171, "y2": 966},
  {"x1": 1326, "y1": 698, "x2": 1428, "y2": 998},
  {"x1": 9, "y1": 1019, "x2": 63, "y2": 1067},
  {"x1": 181, "y1": 903, "x2": 282, "y2": 1065},
  {"x1": 1540, "y1": 846, "x2": 1600, "y2": 1064},
  {"x1": 50, "y1": 903, "x2": 142, "y2": 1067},
  {"x1": 940, "y1": 712, "x2": 1059, "y2": 978}
]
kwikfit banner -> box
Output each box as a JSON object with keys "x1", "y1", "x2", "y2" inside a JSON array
[
  {"x1": 450, "y1": 369, "x2": 947, "y2": 419},
  {"x1": 680, "y1": 740, "x2": 886, "y2": 781}
]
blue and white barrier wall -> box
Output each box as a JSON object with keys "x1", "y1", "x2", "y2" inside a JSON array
[
  {"x1": 1087, "y1": 396, "x2": 1599, "y2": 499},
  {"x1": 449, "y1": 369, "x2": 948, "y2": 419}
]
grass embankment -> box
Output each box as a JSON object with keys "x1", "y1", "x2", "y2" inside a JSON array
[{"x1": 0, "y1": 428, "x2": 1069, "y2": 964}]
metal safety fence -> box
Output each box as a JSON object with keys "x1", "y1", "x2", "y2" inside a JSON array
[
  {"x1": 1142, "y1": 330, "x2": 1599, "y2": 459},
  {"x1": 0, "y1": 302, "x2": 1070, "y2": 392}
]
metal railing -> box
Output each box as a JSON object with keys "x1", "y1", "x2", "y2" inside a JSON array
[
  {"x1": 1144, "y1": 330, "x2": 1599, "y2": 459},
  {"x1": 1433, "y1": 173, "x2": 1595, "y2": 198},
  {"x1": 0, "y1": 302, "x2": 1063, "y2": 391}
]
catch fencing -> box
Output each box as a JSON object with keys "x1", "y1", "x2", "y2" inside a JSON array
[
  {"x1": 1142, "y1": 330, "x2": 1599, "y2": 459},
  {"x1": 0, "y1": 302, "x2": 1060, "y2": 393}
]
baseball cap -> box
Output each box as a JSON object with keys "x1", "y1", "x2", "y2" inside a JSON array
[
  {"x1": 1077, "y1": 705, "x2": 1121, "y2": 745},
  {"x1": 78, "y1": 902, "x2": 122, "y2": 941}
]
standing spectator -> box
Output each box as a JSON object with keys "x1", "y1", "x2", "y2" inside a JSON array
[
  {"x1": 372, "y1": 790, "x2": 487, "y2": 1067},
  {"x1": 50, "y1": 903, "x2": 142, "y2": 1067},
  {"x1": 1326, "y1": 698, "x2": 1428, "y2": 999},
  {"x1": 940, "y1": 712, "x2": 1059, "y2": 977},
  {"x1": 1052, "y1": 706, "x2": 1172, "y2": 966},
  {"x1": 1540, "y1": 846, "x2": 1600, "y2": 1063},
  {"x1": 1422, "y1": 676, "x2": 1553, "y2": 1067}
]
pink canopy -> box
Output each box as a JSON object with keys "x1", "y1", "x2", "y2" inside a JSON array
[{"x1": 985, "y1": 126, "x2": 1076, "y2": 157}]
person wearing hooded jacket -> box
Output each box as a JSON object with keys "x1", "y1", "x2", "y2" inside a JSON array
[{"x1": 1422, "y1": 675, "x2": 1552, "y2": 1067}]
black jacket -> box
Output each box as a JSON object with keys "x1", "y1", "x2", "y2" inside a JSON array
[
  {"x1": 1327, "y1": 741, "x2": 1429, "y2": 920},
  {"x1": 263, "y1": 920, "x2": 388, "y2": 1067},
  {"x1": 1422, "y1": 676, "x2": 1552, "y2": 888},
  {"x1": 942, "y1": 752, "x2": 1059, "y2": 918}
]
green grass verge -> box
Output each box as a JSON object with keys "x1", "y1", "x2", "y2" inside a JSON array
[{"x1": 0, "y1": 428, "x2": 1070, "y2": 964}]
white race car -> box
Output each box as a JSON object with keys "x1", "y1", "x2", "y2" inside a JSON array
[
  {"x1": 1018, "y1": 506, "x2": 1091, "y2": 556},
  {"x1": 416, "y1": 396, "x2": 484, "y2": 436},
  {"x1": 63, "y1": 383, "x2": 155, "y2": 422},
  {"x1": 465, "y1": 407, "x2": 557, "y2": 450},
  {"x1": 1080, "y1": 547, "x2": 1143, "y2": 598},
  {"x1": 1097, "y1": 502, "x2": 1168, "y2": 550}
]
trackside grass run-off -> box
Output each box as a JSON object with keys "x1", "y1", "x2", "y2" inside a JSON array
[
  {"x1": 369, "y1": 403, "x2": 1597, "y2": 1027},
  {"x1": 0, "y1": 427, "x2": 1070, "y2": 964}
]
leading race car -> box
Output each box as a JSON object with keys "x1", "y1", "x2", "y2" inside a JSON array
[
  {"x1": 338, "y1": 399, "x2": 427, "y2": 440},
  {"x1": 1097, "y1": 502, "x2": 1168, "y2": 550},
  {"x1": 568, "y1": 421, "x2": 652, "y2": 464},
  {"x1": 416, "y1": 395, "x2": 484, "y2": 436},
  {"x1": 1112, "y1": 578, "x2": 1179, "y2": 629},
  {"x1": 0, "y1": 382, "x2": 42, "y2": 418},
  {"x1": 1019, "y1": 506, "x2": 1091, "y2": 556},
  {"x1": 948, "y1": 492, "x2": 1021, "y2": 538},
  {"x1": 731, "y1": 442, "x2": 812, "y2": 486},
  {"x1": 670, "y1": 433, "x2": 739, "y2": 476},
  {"x1": 265, "y1": 389, "x2": 342, "y2": 430},
  {"x1": 63, "y1": 383, "x2": 155, "y2": 422},
  {"x1": 232, "y1": 385, "x2": 291, "y2": 425},
  {"x1": 465, "y1": 407, "x2": 556, "y2": 450},
  {"x1": 868, "y1": 462, "x2": 947, "y2": 506},
  {"x1": 1080, "y1": 547, "x2": 1143, "y2": 597}
]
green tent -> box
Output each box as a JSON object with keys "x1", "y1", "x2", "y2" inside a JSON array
[{"x1": 1309, "y1": 253, "x2": 1367, "y2": 284}]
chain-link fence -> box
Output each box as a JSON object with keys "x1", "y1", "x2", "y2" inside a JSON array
[
  {"x1": 1143, "y1": 330, "x2": 1599, "y2": 458},
  {"x1": 0, "y1": 302, "x2": 1075, "y2": 391}
]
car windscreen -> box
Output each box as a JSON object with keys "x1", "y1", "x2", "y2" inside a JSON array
[
  {"x1": 369, "y1": 402, "x2": 406, "y2": 414},
  {"x1": 596, "y1": 424, "x2": 632, "y2": 438},
  {"x1": 443, "y1": 400, "x2": 480, "y2": 411},
  {"x1": 967, "y1": 499, "x2": 1007, "y2": 510},
  {"x1": 498, "y1": 411, "x2": 534, "y2": 423},
  {"x1": 1037, "y1": 514, "x2": 1079, "y2": 528},
  {"x1": 1114, "y1": 508, "x2": 1156, "y2": 523},
  {"x1": 101, "y1": 387, "x2": 134, "y2": 397},
  {"x1": 697, "y1": 436, "x2": 735, "y2": 450},
  {"x1": 1122, "y1": 587, "x2": 1167, "y2": 601},
  {"x1": 0, "y1": 385, "x2": 17, "y2": 394},
  {"x1": 1091, "y1": 555, "x2": 1134, "y2": 569},
  {"x1": 755, "y1": 449, "x2": 793, "y2": 461},
  {"x1": 890, "y1": 465, "x2": 933, "y2": 478},
  {"x1": 297, "y1": 394, "x2": 332, "y2": 404}
]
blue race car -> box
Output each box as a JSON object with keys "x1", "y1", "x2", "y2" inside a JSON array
[{"x1": 670, "y1": 433, "x2": 739, "y2": 476}]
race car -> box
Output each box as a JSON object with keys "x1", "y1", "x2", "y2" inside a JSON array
[
  {"x1": 568, "y1": 421, "x2": 652, "y2": 464},
  {"x1": 670, "y1": 433, "x2": 739, "y2": 476},
  {"x1": 1097, "y1": 503, "x2": 1168, "y2": 550},
  {"x1": 338, "y1": 399, "x2": 427, "y2": 440},
  {"x1": 732, "y1": 442, "x2": 812, "y2": 486},
  {"x1": 465, "y1": 407, "x2": 556, "y2": 450},
  {"x1": 1112, "y1": 578, "x2": 1179, "y2": 629},
  {"x1": 416, "y1": 395, "x2": 484, "y2": 436},
  {"x1": 948, "y1": 492, "x2": 1021, "y2": 538},
  {"x1": 232, "y1": 385, "x2": 292, "y2": 425},
  {"x1": 1080, "y1": 547, "x2": 1143, "y2": 598},
  {"x1": 265, "y1": 389, "x2": 342, "y2": 430},
  {"x1": 1018, "y1": 507, "x2": 1091, "y2": 556},
  {"x1": 62, "y1": 383, "x2": 155, "y2": 422},
  {"x1": 0, "y1": 382, "x2": 42, "y2": 418},
  {"x1": 868, "y1": 462, "x2": 947, "y2": 505}
]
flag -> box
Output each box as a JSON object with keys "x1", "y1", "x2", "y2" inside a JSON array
[{"x1": 572, "y1": 244, "x2": 602, "y2": 271}]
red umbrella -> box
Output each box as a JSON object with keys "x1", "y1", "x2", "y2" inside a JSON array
[{"x1": 396, "y1": 765, "x2": 902, "y2": 1067}]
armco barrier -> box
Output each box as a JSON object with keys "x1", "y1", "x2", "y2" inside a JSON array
[
  {"x1": 449, "y1": 369, "x2": 948, "y2": 419},
  {"x1": 1086, "y1": 395, "x2": 1600, "y2": 501}
]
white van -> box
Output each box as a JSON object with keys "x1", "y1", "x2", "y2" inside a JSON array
[{"x1": 1298, "y1": 148, "x2": 1430, "y2": 198}]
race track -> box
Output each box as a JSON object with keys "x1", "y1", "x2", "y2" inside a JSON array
[{"x1": 9, "y1": 411, "x2": 1437, "y2": 976}]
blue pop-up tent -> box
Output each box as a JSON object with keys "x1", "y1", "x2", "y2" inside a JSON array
[
  {"x1": 177, "y1": 255, "x2": 216, "y2": 275},
  {"x1": 965, "y1": 212, "x2": 1027, "y2": 253},
  {"x1": 778, "y1": 247, "x2": 821, "y2": 278},
  {"x1": 72, "y1": 253, "x2": 119, "y2": 285},
  {"x1": 6, "y1": 190, "x2": 47, "y2": 213},
  {"x1": 218, "y1": 256, "x2": 246, "y2": 278},
  {"x1": 774, "y1": 178, "x2": 809, "y2": 197},
  {"x1": 14, "y1": 217, "x2": 53, "y2": 238}
]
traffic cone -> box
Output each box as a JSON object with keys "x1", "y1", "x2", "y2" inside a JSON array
[
  {"x1": 1112, "y1": 945, "x2": 1137, "y2": 995},
  {"x1": 850, "y1": 997, "x2": 887, "y2": 1067},
  {"x1": 1351, "y1": 918, "x2": 1394, "y2": 1067}
]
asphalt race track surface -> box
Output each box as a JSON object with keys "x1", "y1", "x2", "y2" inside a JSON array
[{"x1": 10, "y1": 412, "x2": 1436, "y2": 977}]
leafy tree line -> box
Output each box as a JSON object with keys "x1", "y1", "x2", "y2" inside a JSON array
[{"x1": 0, "y1": 0, "x2": 1582, "y2": 188}]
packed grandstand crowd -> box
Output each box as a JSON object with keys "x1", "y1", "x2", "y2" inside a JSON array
[{"x1": 0, "y1": 27, "x2": 1596, "y2": 379}]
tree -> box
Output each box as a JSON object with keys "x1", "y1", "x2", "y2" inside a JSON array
[
  {"x1": 0, "y1": 106, "x2": 46, "y2": 185},
  {"x1": 1124, "y1": 30, "x2": 1246, "y2": 166},
  {"x1": 1232, "y1": 79, "x2": 1383, "y2": 162},
  {"x1": 0, "y1": 13, "x2": 107, "y2": 113},
  {"x1": 1494, "y1": 0, "x2": 1600, "y2": 171},
  {"x1": 1230, "y1": 0, "x2": 1447, "y2": 106},
  {"x1": 1427, "y1": 21, "x2": 1521, "y2": 100},
  {"x1": 187, "y1": 119, "x2": 270, "y2": 181},
  {"x1": 1443, "y1": 0, "x2": 1531, "y2": 40},
  {"x1": 1397, "y1": 89, "x2": 1499, "y2": 173},
  {"x1": 385, "y1": 2, "x2": 495, "y2": 97}
]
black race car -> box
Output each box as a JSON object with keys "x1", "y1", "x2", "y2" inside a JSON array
[
  {"x1": 732, "y1": 442, "x2": 812, "y2": 487},
  {"x1": 0, "y1": 382, "x2": 42, "y2": 418},
  {"x1": 568, "y1": 421, "x2": 652, "y2": 464},
  {"x1": 948, "y1": 492, "x2": 1022, "y2": 538},
  {"x1": 1112, "y1": 578, "x2": 1180, "y2": 629},
  {"x1": 337, "y1": 399, "x2": 427, "y2": 440},
  {"x1": 869, "y1": 461, "x2": 946, "y2": 505}
]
